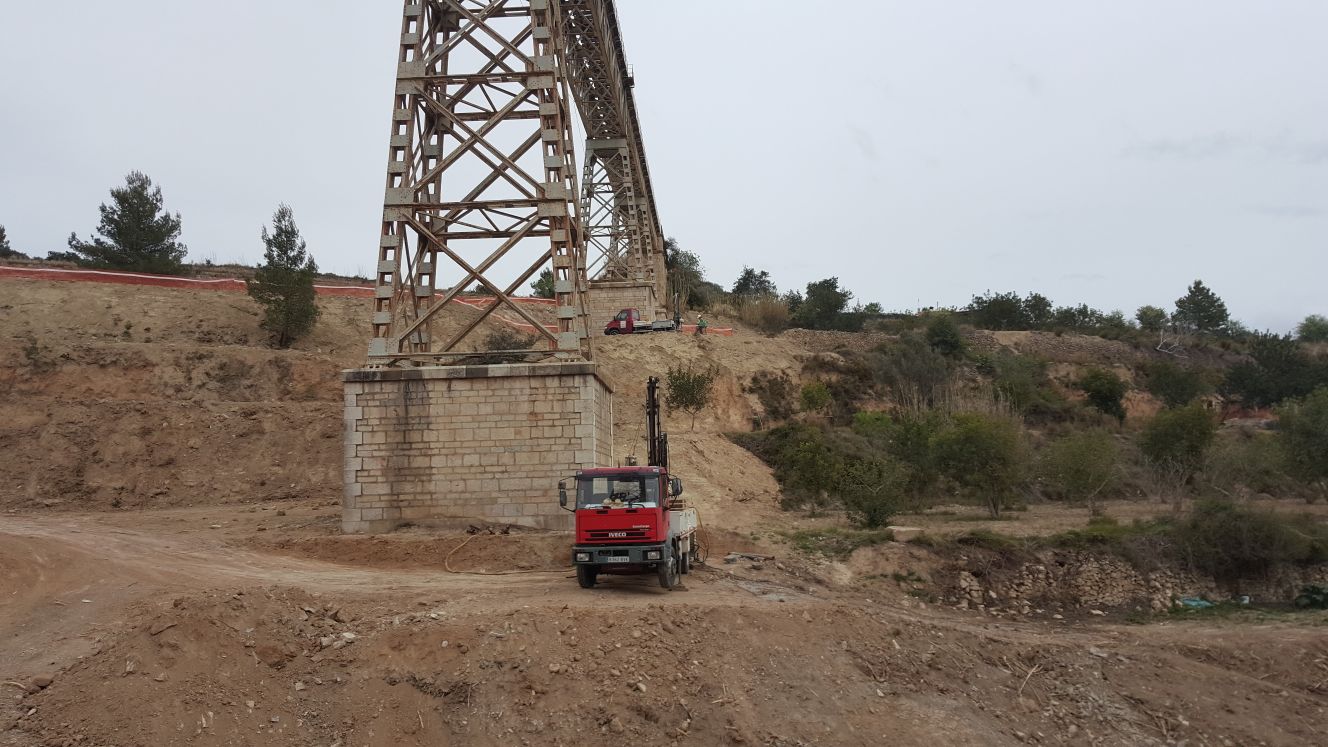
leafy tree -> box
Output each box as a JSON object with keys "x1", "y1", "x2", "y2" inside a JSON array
[
  {"x1": 1040, "y1": 430, "x2": 1119, "y2": 516},
  {"x1": 247, "y1": 205, "x2": 320, "y2": 348},
  {"x1": 1077, "y1": 368, "x2": 1128, "y2": 422},
  {"x1": 665, "y1": 364, "x2": 718, "y2": 431},
  {"x1": 530, "y1": 268, "x2": 555, "y2": 299},
  {"x1": 67, "y1": 171, "x2": 187, "y2": 274},
  {"x1": 1136, "y1": 305, "x2": 1169, "y2": 333},
  {"x1": 861, "y1": 302, "x2": 885, "y2": 315},
  {"x1": 688, "y1": 280, "x2": 729, "y2": 311},
  {"x1": 931, "y1": 413, "x2": 1028, "y2": 518},
  {"x1": 924, "y1": 313, "x2": 965, "y2": 357},
  {"x1": 665, "y1": 239, "x2": 705, "y2": 309},
  {"x1": 1024, "y1": 293, "x2": 1054, "y2": 329},
  {"x1": 793, "y1": 277, "x2": 853, "y2": 330},
  {"x1": 1051, "y1": 304, "x2": 1106, "y2": 333},
  {"x1": 968, "y1": 291, "x2": 1026, "y2": 331},
  {"x1": 1173, "y1": 280, "x2": 1230, "y2": 335},
  {"x1": 1139, "y1": 404, "x2": 1218, "y2": 483},
  {"x1": 1222, "y1": 333, "x2": 1328, "y2": 407},
  {"x1": 800, "y1": 381, "x2": 832, "y2": 415},
  {"x1": 1277, "y1": 387, "x2": 1328, "y2": 500},
  {"x1": 780, "y1": 290, "x2": 804, "y2": 317},
  {"x1": 1143, "y1": 361, "x2": 1211, "y2": 408},
  {"x1": 1298, "y1": 315, "x2": 1328, "y2": 343},
  {"x1": 731, "y1": 267, "x2": 777, "y2": 297},
  {"x1": 45, "y1": 251, "x2": 81, "y2": 263}
]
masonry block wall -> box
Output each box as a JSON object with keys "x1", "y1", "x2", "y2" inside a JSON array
[
  {"x1": 587, "y1": 281, "x2": 659, "y2": 331},
  {"x1": 342, "y1": 363, "x2": 614, "y2": 534}
]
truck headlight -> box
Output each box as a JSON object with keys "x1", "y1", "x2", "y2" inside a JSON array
[
  {"x1": 645, "y1": 550, "x2": 661, "y2": 561},
  {"x1": 575, "y1": 552, "x2": 591, "y2": 563}
]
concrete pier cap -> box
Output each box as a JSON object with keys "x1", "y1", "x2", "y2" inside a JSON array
[{"x1": 341, "y1": 362, "x2": 614, "y2": 534}]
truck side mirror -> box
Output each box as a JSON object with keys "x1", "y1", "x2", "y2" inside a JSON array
[
  {"x1": 558, "y1": 480, "x2": 569, "y2": 510},
  {"x1": 671, "y1": 477, "x2": 683, "y2": 497}
]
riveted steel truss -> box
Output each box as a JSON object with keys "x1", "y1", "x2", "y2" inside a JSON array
[
  {"x1": 581, "y1": 140, "x2": 640, "y2": 281},
  {"x1": 561, "y1": 0, "x2": 667, "y2": 299},
  {"x1": 369, "y1": 0, "x2": 591, "y2": 366}
]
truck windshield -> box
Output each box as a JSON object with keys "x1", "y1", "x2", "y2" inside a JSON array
[{"x1": 577, "y1": 476, "x2": 660, "y2": 509}]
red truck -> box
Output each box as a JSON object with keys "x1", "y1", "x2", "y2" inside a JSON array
[
  {"x1": 603, "y1": 308, "x2": 678, "y2": 335},
  {"x1": 559, "y1": 377, "x2": 701, "y2": 589}
]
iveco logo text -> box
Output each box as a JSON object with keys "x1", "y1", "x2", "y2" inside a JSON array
[{"x1": 608, "y1": 531, "x2": 628, "y2": 538}]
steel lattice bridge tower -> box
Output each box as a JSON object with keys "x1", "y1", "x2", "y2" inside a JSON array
[
  {"x1": 366, "y1": 0, "x2": 667, "y2": 367},
  {"x1": 342, "y1": 0, "x2": 666, "y2": 533}
]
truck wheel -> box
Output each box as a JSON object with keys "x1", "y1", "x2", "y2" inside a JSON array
[
  {"x1": 577, "y1": 565, "x2": 598, "y2": 589},
  {"x1": 605, "y1": 329, "x2": 619, "y2": 336},
  {"x1": 657, "y1": 553, "x2": 678, "y2": 590}
]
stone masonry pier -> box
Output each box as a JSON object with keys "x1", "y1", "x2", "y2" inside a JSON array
[
  {"x1": 342, "y1": 363, "x2": 614, "y2": 534},
  {"x1": 587, "y1": 280, "x2": 660, "y2": 331}
]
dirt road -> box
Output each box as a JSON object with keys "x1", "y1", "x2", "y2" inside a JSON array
[{"x1": 4, "y1": 504, "x2": 1327, "y2": 746}]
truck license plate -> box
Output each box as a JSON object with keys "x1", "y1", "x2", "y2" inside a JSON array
[{"x1": 604, "y1": 556, "x2": 630, "y2": 563}]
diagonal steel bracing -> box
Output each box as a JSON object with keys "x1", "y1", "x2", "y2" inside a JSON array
[
  {"x1": 561, "y1": 0, "x2": 667, "y2": 298},
  {"x1": 367, "y1": 0, "x2": 668, "y2": 366},
  {"x1": 369, "y1": 0, "x2": 591, "y2": 366}
]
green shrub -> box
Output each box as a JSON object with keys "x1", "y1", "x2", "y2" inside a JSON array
[
  {"x1": 868, "y1": 334, "x2": 953, "y2": 408},
  {"x1": 800, "y1": 381, "x2": 832, "y2": 415},
  {"x1": 745, "y1": 371, "x2": 798, "y2": 424},
  {"x1": 1201, "y1": 431, "x2": 1294, "y2": 499},
  {"x1": 733, "y1": 423, "x2": 841, "y2": 511},
  {"x1": 1174, "y1": 500, "x2": 1328, "y2": 583},
  {"x1": 850, "y1": 411, "x2": 893, "y2": 441},
  {"x1": 1077, "y1": 368, "x2": 1128, "y2": 422},
  {"x1": 879, "y1": 409, "x2": 947, "y2": 504},
  {"x1": 1039, "y1": 430, "x2": 1119, "y2": 515},
  {"x1": 474, "y1": 328, "x2": 538, "y2": 364},
  {"x1": 924, "y1": 313, "x2": 965, "y2": 357},
  {"x1": 1139, "y1": 404, "x2": 1218, "y2": 482},
  {"x1": 931, "y1": 413, "x2": 1028, "y2": 517},
  {"x1": 983, "y1": 352, "x2": 1068, "y2": 420},
  {"x1": 1142, "y1": 361, "x2": 1212, "y2": 408},
  {"x1": 1277, "y1": 387, "x2": 1328, "y2": 500},
  {"x1": 840, "y1": 457, "x2": 908, "y2": 529}
]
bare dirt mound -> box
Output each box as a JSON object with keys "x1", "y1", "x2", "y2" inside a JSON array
[
  {"x1": 252, "y1": 532, "x2": 570, "y2": 574},
  {"x1": 0, "y1": 278, "x2": 554, "y2": 513}
]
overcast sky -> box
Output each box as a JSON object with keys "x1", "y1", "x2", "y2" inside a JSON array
[{"x1": 1, "y1": 1, "x2": 1324, "y2": 332}]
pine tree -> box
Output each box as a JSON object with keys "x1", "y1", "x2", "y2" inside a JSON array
[
  {"x1": 0, "y1": 224, "x2": 24, "y2": 259},
  {"x1": 67, "y1": 172, "x2": 187, "y2": 274},
  {"x1": 1173, "y1": 280, "x2": 1230, "y2": 335},
  {"x1": 247, "y1": 205, "x2": 320, "y2": 348},
  {"x1": 530, "y1": 268, "x2": 555, "y2": 299}
]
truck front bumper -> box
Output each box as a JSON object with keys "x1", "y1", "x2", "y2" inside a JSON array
[{"x1": 572, "y1": 544, "x2": 666, "y2": 566}]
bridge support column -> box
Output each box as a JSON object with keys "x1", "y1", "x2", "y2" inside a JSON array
[
  {"x1": 587, "y1": 280, "x2": 660, "y2": 331},
  {"x1": 342, "y1": 364, "x2": 614, "y2": 534}
]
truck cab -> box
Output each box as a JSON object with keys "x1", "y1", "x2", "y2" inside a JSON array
[
  {"x1": 604, "y1": 308, "x2": 677, "y2": 335},
  {"x1": 559, "y1": 377, "x2": 699, "y2": 590},
  {"x1": 604, "y1": 308, "x2": 645, "y2": 335},
  {"x1": 560, "y1": 466, "x2": 697, "y2": 589}
]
